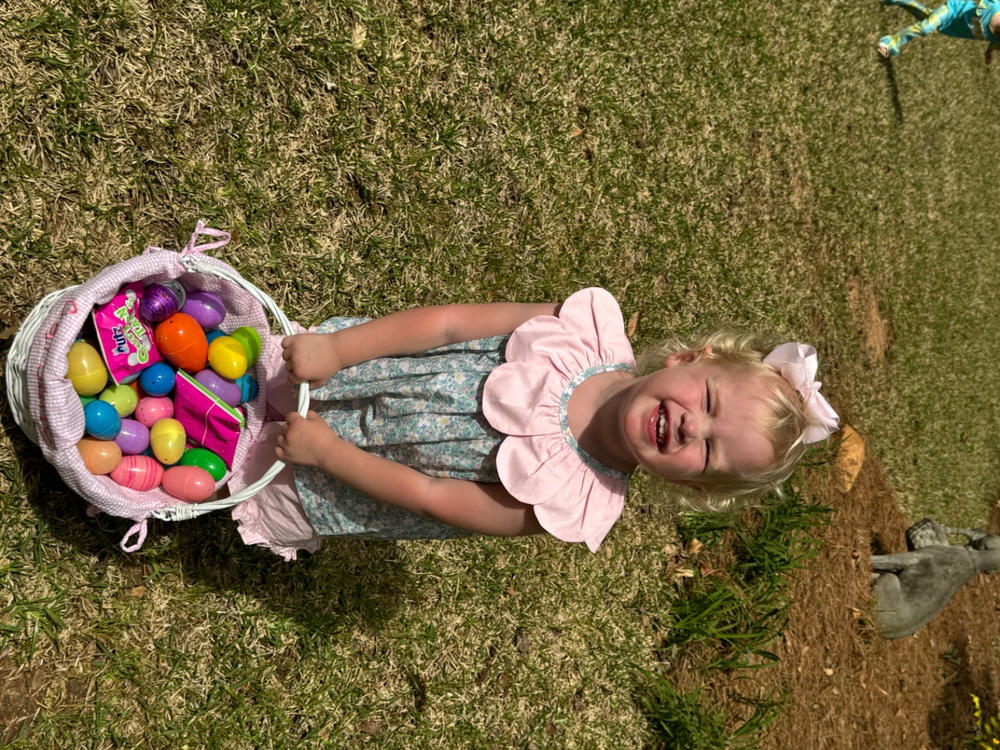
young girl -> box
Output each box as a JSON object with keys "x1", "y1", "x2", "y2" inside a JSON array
[
  {"x1": 877, "y1": 0, "x2": 1000, "y2": 61},
  {"x1": 229, "y1": 288, "x2": 838, "y2": 560}
]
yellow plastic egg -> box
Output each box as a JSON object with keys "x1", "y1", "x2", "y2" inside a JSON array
[
  {"x1": 77, "y1": 437, "x2": 122, "y2": 475},
  {"x1": 207, "y1": 336, "x2": 248, "y2": 380},
  {"x1": 150, "y1": 418, "x2": 186, "y2": 465},
  {"x1": 67, "y1": 340, "x2": 108, "y2": 396}
]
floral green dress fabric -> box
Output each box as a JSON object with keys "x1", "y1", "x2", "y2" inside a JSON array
[{"x1": 294, "y1": 318, "x2": 507, "y2": 539}]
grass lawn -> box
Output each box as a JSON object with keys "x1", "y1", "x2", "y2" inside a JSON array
[{"x1": 3, "y1": 0, "x2": 1000, "y2": 746}]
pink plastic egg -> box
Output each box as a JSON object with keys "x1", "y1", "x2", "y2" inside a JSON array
[
  {"x1": 135, "y1": 396, "x2": 174, "y2": 428},
  {"x1": 162, "y1": 465, "x2": 215, "y2": 503},
  {"x1": 77, "y1": 437, "x2": 122, "y2": 475},
  {"x1": 110, "y1": 455, "x2": 164, "y2": 492},
  {"x1": 150, "y1": 418, "x2": 186, "y2": 465}
]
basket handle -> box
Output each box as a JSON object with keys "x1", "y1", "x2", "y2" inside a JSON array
[{"x1": 148, "y1": 252, "x2": 309, "y2": 521}]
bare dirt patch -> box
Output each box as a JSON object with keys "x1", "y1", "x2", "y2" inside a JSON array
[
  {"x1": 696, "y1": 451, "x2": 1000, "y2": 748},
  {"x1": 847, "y1": 278, "x2": 890, "y2": 363}
]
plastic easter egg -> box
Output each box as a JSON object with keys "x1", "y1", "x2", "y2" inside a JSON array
[
  {"x1": 204, "y1": 328, "x2": 225, "y2": 345},
  {"x1": 235, "y1": 373, "x2": 258, "y2": 404},
  {"x1": 115, "y1": 418, "x2": 150, "y2": 455},
  {"x1": 207, "y1": 336, "x2": 248, "y2": 380},
  {"x1": 99, "y1": 383, "x2": 138, "y2": 417},
  {"x1": 77, "y1": 437, "x2": 122, "y2": 475},
  {"x1": 138, "y1": 361, "x2": 176, "y2": 397},
  {"x1": 134, "y1": 396, "x2": 174, "y2": 428},
  {"x1": 162, "y1": 465, "x2": 216, "y2": 503},
  {"x1": 179, "y1": 447, "x2": 227, "y2": 481},
  {"x1": 139, "y1": 281, "x2": 185, "y2": 323},
  {"x1": 195, "y1": 369, "x2": 241, "y2": 407},
  {"x1": 66, "y1": 340, "x2": 108, "y2": 395},
  {"x1": 84, "y1": 400, "x2": 122, "y2": 440},
  {"x1": 110, "y1": 455, "x2": 164, "y2": 492},
  {"x1": 79, "y1": 394, "x2": 96, "y2": 408},
  {"x1": 150, "y1": 418, "x2": 186, "y2": 465},
  {"x1": 229, "y1": 326, "x2": 262, "y2": 367},
  {"x1": 181, "y1": 290, "x2": 226, "y2": 329},
  {"x1": 155, "y1": 313, "x2": 208, "y2": 372}
]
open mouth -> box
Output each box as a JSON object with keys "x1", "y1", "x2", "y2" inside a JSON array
[{"x1": 655, "y1": 403, "x2": 667, "y2": 450}]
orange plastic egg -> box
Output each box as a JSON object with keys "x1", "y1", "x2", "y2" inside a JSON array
[
  {"x1": 77, "y1": 437, "x2": 122, "y2": 475},
  {"x1": 162, "y1": 465, "x2": 215, "y2": 503},
  {"x1": 67, "y1": 341, "x2": 108, "y2": 395},
  {"x1": 207, "y1": 336, "x2": 248, "y2": 380},
  {"x1": 110, "y1": 455, "x2": 164, "y2": 492},
  {"x1": 150, "y1": 418, "x2": 186, "y2": 465},
  {"x1": 154, "y1": 313, "x2": 208, "y2": 372}
]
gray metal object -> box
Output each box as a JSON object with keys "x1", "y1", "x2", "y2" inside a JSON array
[{"x1": 871, "y1": 518, "x2": 1000, "y2": 639}]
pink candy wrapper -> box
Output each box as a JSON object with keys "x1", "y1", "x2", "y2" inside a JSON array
[
  {"x1": 91, "y1": 282, "x2": 162, "y2": 384},
  {"x1": 174, "y1": 370, "x2": 245, "y2": 468}
]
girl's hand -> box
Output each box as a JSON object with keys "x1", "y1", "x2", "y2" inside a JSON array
[
  {"x1": 275, "y1": 411, "x2": 337, "y2": 468},
  {"x1": 282, "y1": 333, "x2": 343, "y2": 388}
]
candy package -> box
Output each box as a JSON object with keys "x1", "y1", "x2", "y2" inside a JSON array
[{"x1": 91, "y1": 282, "x2": 162, "y2": 384}]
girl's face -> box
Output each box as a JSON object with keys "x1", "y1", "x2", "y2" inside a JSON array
[{"x1": 619, "y1": 353, "x2": 776, "y2": 488}]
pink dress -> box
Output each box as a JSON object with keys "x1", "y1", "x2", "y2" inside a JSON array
[{"x1": 230, "y1": 288, "x2": 635, "y2": 558}]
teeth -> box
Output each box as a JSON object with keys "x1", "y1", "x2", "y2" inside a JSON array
[{"x1": 656, "y1": 408, "x2": 666, "y2": 447}]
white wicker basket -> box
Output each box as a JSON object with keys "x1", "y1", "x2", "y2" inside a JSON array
[{"x1": 5, "y1": 222, "x2": 308, "y2": 550}]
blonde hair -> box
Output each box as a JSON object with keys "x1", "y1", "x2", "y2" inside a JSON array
[{"x1": 636, "y1": 328, "x2": 812, "y2": 513}]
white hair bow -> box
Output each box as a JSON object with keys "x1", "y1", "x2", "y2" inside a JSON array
[{"x1": 763, "y1": 342, "x2": 840, "y2": 444}]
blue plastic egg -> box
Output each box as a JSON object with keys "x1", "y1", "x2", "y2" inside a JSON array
[
  {"x1": 235, "y1": 373, "x2": 259, "y2": 404},
  {"x1": 138, "y1": 361, "x2": 176, "y2": 397},
  {"x1": 204, "y1": 328, "x2": 225, "y2": 345},
  {"x1": 84, "y1": 400, "x2": 122, "y2": 440}
]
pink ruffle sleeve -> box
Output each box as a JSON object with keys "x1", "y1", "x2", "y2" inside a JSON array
[{"x1": 481, "y1": 288, "x2": 635, "y2": 552}]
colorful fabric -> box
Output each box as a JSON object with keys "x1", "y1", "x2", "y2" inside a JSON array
[{"x1": 880, "y1": 0, "x2": 1000, "y2": 57}]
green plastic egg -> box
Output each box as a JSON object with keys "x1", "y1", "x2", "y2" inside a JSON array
[
  {"x1": 99, "y1": 383, "x2": 139, "y2": 417},
  {"x1": 179, "y1": 447, "x2": 226, "y2": 481},
  {"x1": 230, "y1": 326, "x2": 262, "y2": 367}
]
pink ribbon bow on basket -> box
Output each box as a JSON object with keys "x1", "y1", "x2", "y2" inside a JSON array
[{"x1": 763, "y1": 342, "x2": 839, "y2": 444}]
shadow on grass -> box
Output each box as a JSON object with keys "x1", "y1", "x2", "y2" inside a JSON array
[
  {"x1": 879, "y1": 55, "x2": 904, "y2": 124},
  {"x1": 2, "y1": 402, "x2": 410, "y2": 637}
]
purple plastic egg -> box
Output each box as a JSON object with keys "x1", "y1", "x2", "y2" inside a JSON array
[
  {"x1": 182, "y1": 290, "x2": 226, "y2": 329},
  {"x1": 134, "y1": 396, "x2": 174, "y2": 428},
  {"x1": 115, "y1": 418, "x2": 150, "y2": 455},
  {"x1": 195, "y1": 369, "x2": 241, "y2": 407},
  {"x1": 140, "y1": 282, "x2": 184, "y2": 323},
  {"x1": 110, "y1": 455, "x2": 164, "y2": 492}
]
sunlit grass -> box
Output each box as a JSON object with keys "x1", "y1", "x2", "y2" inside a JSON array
[{"x1": 2, "y1": 0, "x2": 1000, "y2": 745}]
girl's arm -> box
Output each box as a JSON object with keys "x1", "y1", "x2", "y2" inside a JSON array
[
  {"x1": 276, "y1": 412, "x2": 543, "y2": 537},
  {"x1": 284, "y1": 301, "x2": 559, "y2": 387}
]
